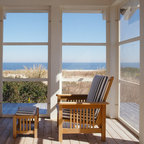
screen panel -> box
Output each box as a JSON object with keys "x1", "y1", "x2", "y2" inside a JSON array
[
  {"x1": 120, "y1": 83, "x2": 139, "y2": 131},
  {"x1": 120, "y1": 41, "x2": 140, "y2": 83},
  {"x1": 119, "y1": 1, "x2": 140, "y2": 41}
]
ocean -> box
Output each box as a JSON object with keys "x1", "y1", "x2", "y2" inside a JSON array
[
  {"x1": 3, "y1": 62, "x2": 139, "y2": 70},
  {"x1": 3, "y1": 62, "x2": 106, "y2": 70}
]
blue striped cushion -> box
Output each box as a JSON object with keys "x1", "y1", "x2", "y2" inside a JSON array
[
  {"x1": 86, "y1": 75, "x2": 108, "y2": 103},
  {"x1": 62, "y1": 75, "x2": 109, "y2": 121}
]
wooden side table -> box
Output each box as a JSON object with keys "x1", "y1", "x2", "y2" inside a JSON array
[{"x1": 13, "y1": 108, "x2": 39, "y2": 138}]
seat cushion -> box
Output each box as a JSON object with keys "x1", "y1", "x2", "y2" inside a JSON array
[
  {"x1": 16, "y1": 106, "x2": 37, "y2": 115},
  {"x1": 86, "y1": 75, "x2": 108, "y2": 103},
  {"x1": 62, "y1": 108, "x2": 96, "y2": 122}
]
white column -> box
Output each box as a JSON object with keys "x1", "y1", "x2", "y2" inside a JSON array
[
  {"x1": 48, "y1": 6, "x2": 62, "y2": 119},
  {"x1": 139, "y1": 0, "x2": 144, "y2": 143},
  {"x1": 0, "y1": 7, "x2": 3, "y2": 116},
  {"x1": 106, "y1": 6, "x2": 119, "y2": 118}
]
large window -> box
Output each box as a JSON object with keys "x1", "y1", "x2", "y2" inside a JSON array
[
  {"x1": 3, "y1": 46, "x2": 48, "y2": 79},
  {"x1": 3, "y1": 13, "x2": 48, "y2": 115},
  {"x1": 62, "y1": 12, "x2": 106, "y2": 94},
  {"x1": 119, "y1": 0, "x2": 140, "y2": 132},
  {"x1": 4, "y1": 13, "x2": 48, "y2": 42},
  {"x1": 120, "y1": 7, "x2": 139, "y2": 42}
]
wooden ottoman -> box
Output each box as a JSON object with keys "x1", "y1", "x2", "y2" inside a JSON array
[{"x1": 13, "y1": 107, "x2": 39, "y2": 138}]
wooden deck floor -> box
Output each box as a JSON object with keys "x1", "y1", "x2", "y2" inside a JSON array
[
  {"x1": 3, "y1": 102, "x2": 139, "y2": 131},
  {"x1": 0, "y1": 118, "x2": 139, "y2": 144}
]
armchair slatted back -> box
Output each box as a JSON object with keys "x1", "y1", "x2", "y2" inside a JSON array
[
  {"x1": 86, "y1": 75, "x2": 114, "y2": 119},
  {"x1": 87, "y1": 75, "x2": 109, "y2": 103}
]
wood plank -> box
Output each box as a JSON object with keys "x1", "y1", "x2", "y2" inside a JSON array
[
  {"x1": 0, "y1": 118, "x2": 139, "y2": 144},
  {"x1": 38, "y1": 118, "x2": 44, "y2": 138},
  {"x1": 65, "y1": 122, "x2": 80, "y2": 144},
  {"x1": 77, "y1": 134, "x2": 89, "y2": 144},
  {"x1": 4, "y1": 118, "x2": 15, "y2": 144},
  {"x1": 0, "y1": 118, "x2": 14, "y2": 144},
  {"x1": 105, "y1": 130, "x2": 117, "y2": 144},
  {"x1": 24, "y1": 137, "x2": 34, "y2": 144},
  {"x1": 112, "y1": 119, "x2": 139, "y2": 143},
  {"x1": 14, "y1": 137, "x2": 26, "y2": 144},
  {"x1": 0, "y1": 118, "x2": 11, "y2": 137},
  {"x1": 107, "y1": 119, "x2": 136, "y2": 144},
  {"x1": 106, "y1": 119, "x2": 126, "y2": 144},
  {"x1": 43, "y1": 118, "x2": 52, "y2": 144},
  {"x1": 84, "y1": 133, "x2": 102, "y2": 144},
  {"x1": 5, "y1": 130, "x2": 15, "y2": 144},
  {"x1": 51, "y1": 120, "x2": 61, "y2": 144}
]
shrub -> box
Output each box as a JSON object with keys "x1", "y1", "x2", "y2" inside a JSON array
[{"x1": 3, "y1": 81, "x2": 47, "y2": 103}]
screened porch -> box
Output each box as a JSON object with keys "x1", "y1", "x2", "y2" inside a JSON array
[{"x1": 0, "y1": 0, "x2": 144, "y2": 143}]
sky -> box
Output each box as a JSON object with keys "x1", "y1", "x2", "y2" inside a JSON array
[
  {"x1": 3, "y1": 13, "x2": 106, "y2": 63},
  {"x1": 3, "y1": 10, "x2": 139, "y2": 63}
]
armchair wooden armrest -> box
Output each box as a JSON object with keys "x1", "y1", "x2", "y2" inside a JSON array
[
  {"x1": 59, "y1": 101, "x2": 108, "y2": 107},
  {"x1": 56, "y1": 94, "x2": 88, "y2": 103}
]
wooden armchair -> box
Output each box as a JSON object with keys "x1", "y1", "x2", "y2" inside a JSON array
[{"x1": 57, "y1": 75, "x2": 114, "y2": 142}]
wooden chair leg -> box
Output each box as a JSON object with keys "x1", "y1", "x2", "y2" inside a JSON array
[
  {"x1": 58, "y1": 127, "x2": 62, "y2": 142},
  {"x1": 101, "y1": 128, "x2": 106, "y2": 141},
  {"x1": 57, "y1": 113, "x2": 59, "y2": 127},
  {"x1": 58, "y1": 105, "x2": 63, "y2": 142},
  {"x1": 101, "y1": 105, "x2": 106, "y2": 141}
]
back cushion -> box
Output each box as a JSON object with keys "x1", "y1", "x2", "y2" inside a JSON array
[{"x1": 86, "y1": 75, "x2": 108, "y2": 103}]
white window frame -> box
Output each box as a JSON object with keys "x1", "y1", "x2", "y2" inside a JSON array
[
  {"x1": 118, "y1": 4, "x2": 140, "y2": 135},
  {"x1": 2, "y1": 9, "x2": 49, "y2": 117},
  {"x1": 62, "y1": 8, "x2": 108, "y2": 74}
]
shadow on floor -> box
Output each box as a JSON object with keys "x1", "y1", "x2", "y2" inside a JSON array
[{"x1": 14, "y1": 118, "x2": 139, "y2": 144}]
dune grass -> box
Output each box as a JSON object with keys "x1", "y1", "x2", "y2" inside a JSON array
[
  {"x1": 121, "y1": 67, "x2": 140, "y2": 83},
  {"x1": 2, "y1": 66, "x2": 140, "y2": 104},
  {"x1": 24, "y1": 64, "x2": 47, "y2": 78}
]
